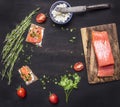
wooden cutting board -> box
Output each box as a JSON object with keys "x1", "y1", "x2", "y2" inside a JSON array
[{"x1": 80, "y1": 23, "x2": 120, "y2": 84}]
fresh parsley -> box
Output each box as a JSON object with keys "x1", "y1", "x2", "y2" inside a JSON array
[{"x1": 58, "y1": 73, "x2": 81, "y2": 103}]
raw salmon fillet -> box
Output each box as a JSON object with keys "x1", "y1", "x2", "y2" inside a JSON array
[{"x1": 92, "y1": 31, "x2": 114, "y2": 77}]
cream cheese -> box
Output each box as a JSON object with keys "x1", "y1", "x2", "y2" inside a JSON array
[{"x1": 51, "y1": 3, "x2": 71, "y2": 23}]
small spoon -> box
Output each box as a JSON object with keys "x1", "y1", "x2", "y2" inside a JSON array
[{"x1": 55, "y1": 3, "x2": 111, "y2": 13}]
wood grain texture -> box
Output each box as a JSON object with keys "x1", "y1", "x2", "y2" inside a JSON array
[{"x1": 80, "y1": 23, "x2": 120, "y2": 84}]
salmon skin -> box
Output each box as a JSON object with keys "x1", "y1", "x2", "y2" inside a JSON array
[{"x1": 92, "y1": 31, "x2": 114, "y2": 77}]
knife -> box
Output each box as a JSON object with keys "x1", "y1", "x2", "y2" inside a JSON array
[{"x1": 55, "y1": 3, "x2": 111, "y2": 13}]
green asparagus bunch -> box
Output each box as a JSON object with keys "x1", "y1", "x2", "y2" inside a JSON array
[{"x1": 1, "y1": 8, "x2": 40, "y2": 85}]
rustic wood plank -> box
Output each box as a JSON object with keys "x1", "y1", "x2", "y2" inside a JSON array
[{"x1": 81, "y1": 23, "x2": 120, "y2": 84}]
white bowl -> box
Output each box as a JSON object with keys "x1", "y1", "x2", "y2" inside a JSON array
[{"x1": 49, "y1": 1, "x2": 73, "y2": 24}]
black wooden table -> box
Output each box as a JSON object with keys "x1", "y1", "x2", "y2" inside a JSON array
[{"x1": 0, "y1": 0, "x2": 120, "y2": 107}]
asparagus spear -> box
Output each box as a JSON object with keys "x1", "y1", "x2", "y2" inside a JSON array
[
  {"x1": 1, "y1": 37, "x2": 24, "y2": 79},
  {"x1": 7, "y1": 44, "x2": 23, "y2": 85},
  {"x1": 3, "y1": 37, "x2": 24, "y2": 64}
]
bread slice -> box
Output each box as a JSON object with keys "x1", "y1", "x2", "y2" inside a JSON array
[{"x1": 18, "y1": 66, "x2": 38, "y2": 85}]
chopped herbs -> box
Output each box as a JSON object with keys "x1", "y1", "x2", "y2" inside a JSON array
[
  {"x1": 39, "y1": 75, "x2": 59, "y2": 90},
  {"x1": 40, "y1": 75, "x2": 50, "y2": 90},
  {"x1": 61, "y1": 27, "x2": 76, "y2": 32},
  {"x1": 61, "y1": 27, "x2": 65, "y2": 30},
  {"x1": 24, "y1": 73, "x2": 31, "y2": 82},
  {"x1": 70, "y1": 65, "x2": 73, "y2": 69},
  {"x1": 27, "y1": 55, "x2": 32, "y2": 60},
  {"x1": 43, "y1": 75, "x2": 46, "y2": 78},
  {"x1": 52, "y1": 24, "x2": 76, "y2": 33},
  {"x1": 58, "y1": 73, "x2": 81, "y2": 103},
  {"x1": 70, "y1": 28, "x2": 73, "y2": 32},
  {"x1": 69, "y1": 39, "x2": 74, "y2": 43},
  {"x1": 30, "y1": 47, "x2": 34, "y2": 52},
  {"x1": 69, "y1": 36, "x2": 77, "y2": 43},
  {"x1": 70, "y1": 51, "x2": 73, "y2": 54},
  {"x1": 65, "y1": 70, "x2": 69, "y2": 73},
  {"x1": 43, "y1": 87, "x2": 46, "y2": 90},
  {"x1": 66, "y1": 28, "x2": 69, "y2": 31},
  {"x1": 70, "y1": 28, "x2": 76, "y2": 32},
  {"x1": 21, "y1": 49, "x2": 24, "y2": 53},
  {"x1": 23, "y1": 54, "x2": 32, "y2": 64},
  {"x1": 72, "y1": 36, "x2": 76, "y2": 40},
  {"x1": 54, "y1": 81, "x2": 58, "y2": 84},
  {"x1": 25, "y1": 44, "x2": 28, "y2": 48},
  {"x1": 81, "y1": 53, "x2": 84, "y2": 56},
  {"x1": 52, "y1": 24, "x2": 55, "y2": 27}
]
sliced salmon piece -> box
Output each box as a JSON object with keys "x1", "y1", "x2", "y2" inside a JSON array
[
  {"x1": 98, "y1": 65, "x2": 114, "y2": 77},
  {"x1": 92, "y1": 31, "x2": 114, "y2": 77},
  {"x1": 92, "y1": 31, "x2": 114, "y2": 67},
  {"x1": 26, "y1": 24, "x2": 44, "y2": 46},
  {"x1": 20, "y1": 66, "x2": 32, "y2": 82},
  {"x1": 18, "y1": 65, "x2": 38, "y2": 85},
  {"x1": 26, "y1": 34, "x2": 42, "y2": 43}
]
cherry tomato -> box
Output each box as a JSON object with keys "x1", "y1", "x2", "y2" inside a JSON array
[
  {"x1": 49, "y1": 93, "x2": 59, "y2": 104},
  {"x1": 36, "y1": 13, "x2": 46, "y2": 23},
  {"x1": 17, "y1": 86, "x2": 27, "y2": 98},
  {"x1": 74, "y1": 62, "x2": 84, "y2": 72}
]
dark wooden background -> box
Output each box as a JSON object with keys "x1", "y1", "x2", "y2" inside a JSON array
[{"x1": 0, "y1": 0, "x2": 120, "y2": 107}]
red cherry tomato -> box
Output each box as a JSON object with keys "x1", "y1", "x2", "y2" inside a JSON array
[
  {"x1": 36, "y1": 13, "x2": 46, "y2": 23},
  {"x1": 17, "y1": 86, "x2": 27, "y2": 98},
  {"x1": 49, "y1": 93, "x2": 59, "y2": 104},
  {"x1": 74, "y1": 62, "x2": 84, "y2": 72}
]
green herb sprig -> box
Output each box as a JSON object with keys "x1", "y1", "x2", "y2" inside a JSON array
[{"x1": 58, "y1": 73, "x2": 81, "y2": 103}]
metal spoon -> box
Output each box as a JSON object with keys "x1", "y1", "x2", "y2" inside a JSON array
[{"x1": 55, "y1": 3, "x2": 111, "y2": 13}]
